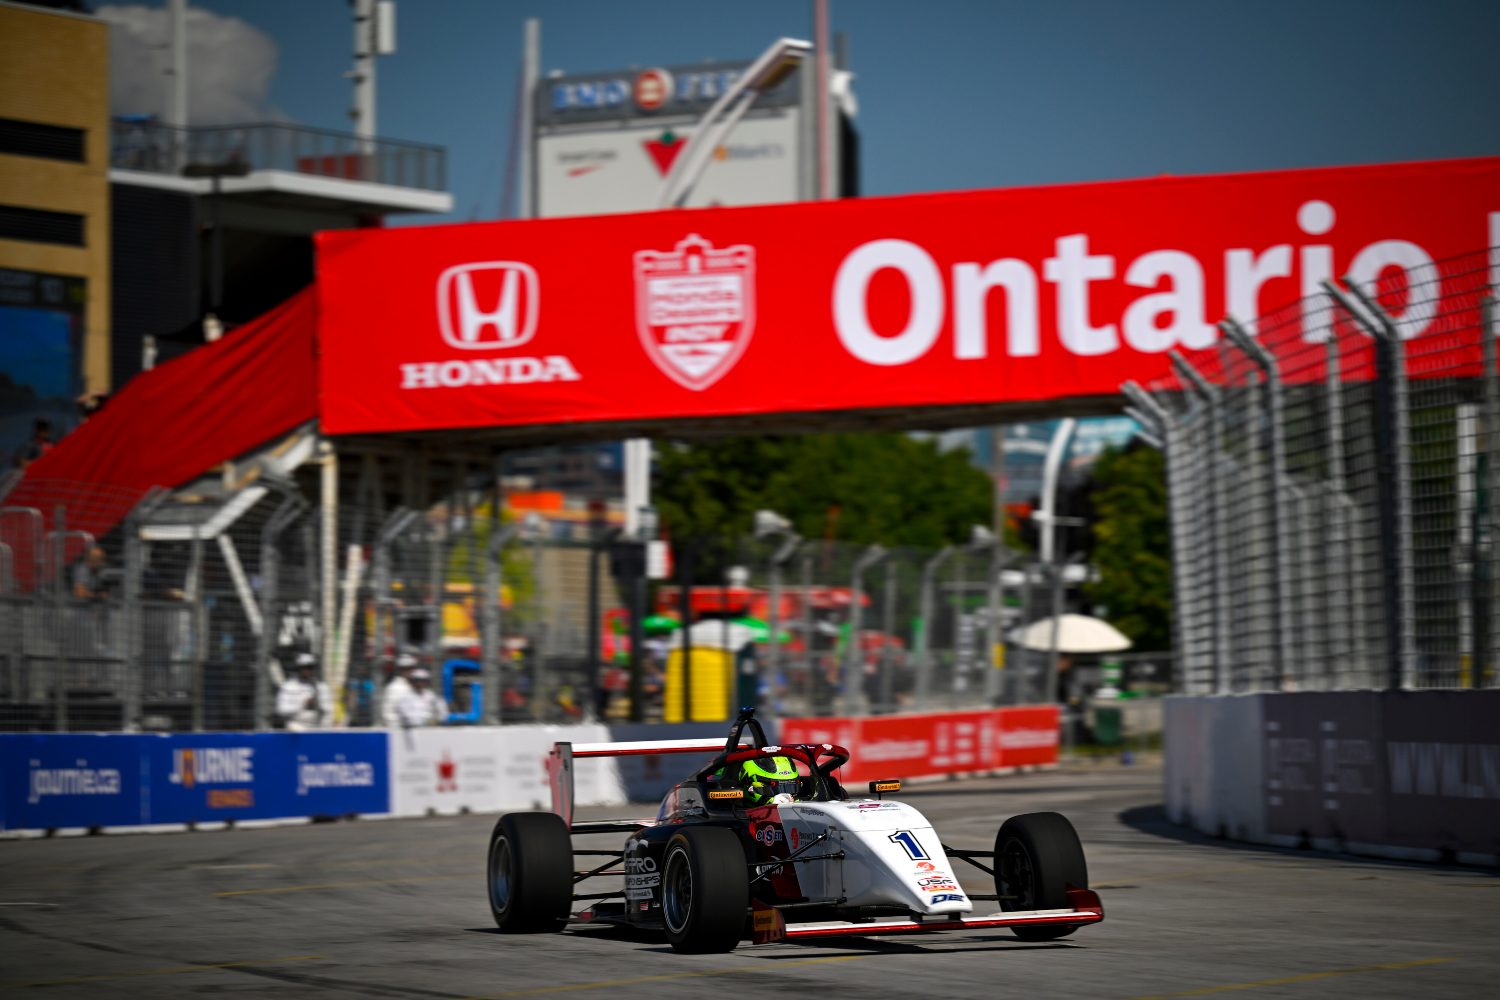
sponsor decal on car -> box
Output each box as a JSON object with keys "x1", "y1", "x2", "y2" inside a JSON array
[
  {"x1": 930, "y1": 893, "x2": 967, "y2": 904},
  {"x1": 624, "y1": 855, "x2": 657, "y2": 874}
]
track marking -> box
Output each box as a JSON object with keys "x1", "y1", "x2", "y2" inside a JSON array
[
  {"x1": 0, "y1": 954, "x2": 323, "y2": 989},
  {"x1": 462, "y1": 955, "x2": 867, "y2": 998},
  {"x1": 216, "y1": 874, "x2": 469, "y2": 896},
  {"x1": 1129, "y1": 956, "x2": 1458, "y2": 999}
]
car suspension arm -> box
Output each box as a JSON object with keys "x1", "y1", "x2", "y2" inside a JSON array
[
  {"x1": 573, "y1": 854, "x2": 626, "y2": 884},
  {"x1": 941, "y1": 845, "x2": 996, "y2": 878}
]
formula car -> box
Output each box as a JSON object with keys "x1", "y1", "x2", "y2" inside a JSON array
[{"x1": 484, "y1": 709, "x2": 1102, "y2": 953}]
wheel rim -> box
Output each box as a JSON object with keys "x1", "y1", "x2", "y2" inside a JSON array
[
  {"x1": 662, "y1": 846, "x2": 692, "y2": 934},
  {"x1": 489, "y1": 836, "x2": 512, "y2": 913},
  {"x1": 998, "y1": 837, "x2": 1035, "y2": 909}
]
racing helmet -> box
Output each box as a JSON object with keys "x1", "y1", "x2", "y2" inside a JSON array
[{"x1": 739, "y1": 755, "x2": 800, "y2": 805}]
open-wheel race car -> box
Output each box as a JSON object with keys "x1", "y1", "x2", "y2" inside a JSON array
[{"x1": 485, "y1": 709, "x2": 1103, "y2": 953}]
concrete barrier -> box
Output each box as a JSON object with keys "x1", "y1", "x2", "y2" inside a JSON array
[{"x1": 1165, "y1": 691, "x2": 1499, "y2": 866}]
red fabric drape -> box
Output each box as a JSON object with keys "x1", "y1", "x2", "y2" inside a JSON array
[{"x1": 6, "y1": 287, "x2": 319, "y2": 565}]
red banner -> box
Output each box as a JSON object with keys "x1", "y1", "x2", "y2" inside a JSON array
[
  {"x1": 779, "y1": 706, "x2": 1059, "y2": 784},
  {"x1": 315, "y1": 157, "x2": 1500, "y2": 435}
]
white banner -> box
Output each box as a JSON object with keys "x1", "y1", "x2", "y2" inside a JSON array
[{"x1": 387, "y1": 725, "x2": 622, "y2": 817}]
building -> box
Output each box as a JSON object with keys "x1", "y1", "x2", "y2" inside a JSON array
[{"x1": 0, "y1": 1, "x2": 111, "y2": 470}]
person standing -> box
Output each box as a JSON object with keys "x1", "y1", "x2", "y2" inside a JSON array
[
  {"x1": 394, "y1": 668, "x2": 447, "y2": 727},
  {"x1": 381, "y1": 653, "x2": 417, "y2": 728},
  {"x1": 276, "y1": 652, "x2": 333, "y2": 730}
]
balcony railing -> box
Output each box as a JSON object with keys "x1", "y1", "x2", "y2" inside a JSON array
[{"x1": 110, "y1": 120, "x2": 448, "y2": 193}]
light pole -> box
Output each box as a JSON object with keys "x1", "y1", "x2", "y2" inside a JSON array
[
  {"x1": 182, "y1": 160, "x2": 250, "y2": 341},
  {"x1": 967, "y1": 525, "x2": 1002, "y2": 704},
  {"x1": 754, "y1": 510, "x2": 800, "y2": 717}
]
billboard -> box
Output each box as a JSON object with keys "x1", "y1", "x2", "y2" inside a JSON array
[
  {"x1": 315, "y1": 156, "x2": 1500, "y2": 437},
  {"x1": 538, "y1": 113, "x2": 800, "y2": 217},
  {"x1": 533, "y1": 59, "x2": 811, "y2": 217}
]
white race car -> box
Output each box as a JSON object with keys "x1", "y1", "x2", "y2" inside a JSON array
[{"x1": 486, "y1": 709, "x2": 1103, "y2": 952}]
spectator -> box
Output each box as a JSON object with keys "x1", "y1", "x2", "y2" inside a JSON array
[
  {"x1": 381, "y1": 653, "x2": 417, "y2": 727},
  {"x1": 14, "y1": 418, "x2": 54, "y2": 469},
  {"x1": 393, "y1": 667, "x2": 447, "y2": 727},
  {"x1": 72, "y1": 546, "x2": 108, "y2": 600},
  {"x1": 276, "y1": 652, "x2": 333, "y2": 730}
]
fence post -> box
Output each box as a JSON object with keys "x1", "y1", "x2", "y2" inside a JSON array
[
  {"x1": 915, "y1": 545, "x2": 954, "y2": 710},
  {"x1": 122, "y1": 489, "x2": 166, "y2": 731},
  {"x1": 1484, "y1": 296, "x2": 1499, "y2": 687},
  {"x1": 800, "y1": 550, "x2": 817, "y2": 713},
  {"x1": 1221, "y1": 317, "x2": 1295, "y2": 690},
  {"x1": 878, "y1": 558, "x2": 898, "y2": 713},
  {"x1": 189, "y1": 527, "x2": 206, "y2": 731},
  {"x1": 841, "y1": 544, "x2": 886, "y2": 715},
  {"x1": 1170, "y1": 352, "x2": 1231, "y2": 694},
  {"x1": 1122, "y1": 382, "x2": 1184, "y2": 687},
  {"x1": 256, "y1": 493, "x2": 305, "y2": 729},
  {"x1": 52, "y1": 504, "x2": 67, "y2": 732},
  {"x1": 1324, "y1": 280, "x2": 1416, "y2": 689},
  {"x1": 481, "y1": 518, "x2": 519, "y2": 726}
]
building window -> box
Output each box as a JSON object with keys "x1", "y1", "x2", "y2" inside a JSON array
[
  {"x1": 0, "y1": 204, "x2": 85, "y2": 247},
  {"x1": 0, "y1": 117, "x2": 85, "y2": 163}
]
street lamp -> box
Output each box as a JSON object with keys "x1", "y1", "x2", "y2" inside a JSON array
[
  {"x1": 657, "y1": 37, "x2": 813, "y2": 209},
  {"x1": 968, "y1": 524, "x2": 1007, "y2": 704},
  {"x1": 182, "y1": 159, "x2": 251, "y2": 342}
]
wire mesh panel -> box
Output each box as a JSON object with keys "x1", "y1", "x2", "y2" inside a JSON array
[{"x1": 1142, "y1": 248, "x2": 1497, "y2": 692}]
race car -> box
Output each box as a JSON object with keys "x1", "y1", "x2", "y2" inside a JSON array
[{"x1": 485, "y1": 708, "x2": 1102, "y2": 953}]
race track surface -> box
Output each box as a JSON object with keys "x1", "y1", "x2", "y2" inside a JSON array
[{"x1": 1, "y1": 758, "x2": 1495, "y2": 998}]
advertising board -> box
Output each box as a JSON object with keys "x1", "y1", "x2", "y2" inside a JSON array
[
  {"x1": 0, "y1": 734, "x2": 145, "y2": 830},
  {"x1": 779, "y1": 706, "x2": 1058, "y2": 784},
  {"x1": 537, "y1": 113, "x2": 801, "y2": 217},
  {"x1": 0, "y1": 732, "x2": 390, "y2": 831},
  {"x1": 317, "y1": 157, "x2": 1500, "y2": 437},
  {"x1": 145, "y1": 732, "x2": 389, "y2": 824}
]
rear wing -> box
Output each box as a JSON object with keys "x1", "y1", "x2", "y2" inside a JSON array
[{"x1": 546, "y1": 738, "x2": 750, "y2": 827}]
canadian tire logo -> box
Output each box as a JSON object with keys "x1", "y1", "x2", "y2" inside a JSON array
[{"x1": 633, "y1": 234, "x2": 755, "y2": 391}]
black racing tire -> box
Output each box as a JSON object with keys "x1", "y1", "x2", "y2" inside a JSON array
[
  {"x1": 994, "y1": 811, "x2": 1088, "y2": 941},
  {"x1": 660, "y1": 827, "x2": 749, "y2": 953},
  {"x1": 487, "y1": 812, "x2": 572, "y2": 933}
]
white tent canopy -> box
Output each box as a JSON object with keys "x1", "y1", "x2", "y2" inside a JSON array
[{"x1": 1009, "y1": 614, "x2": 1132, "y2": 654}]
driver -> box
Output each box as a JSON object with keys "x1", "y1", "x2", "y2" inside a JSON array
[{"x1": 739, "y1": 755, "x2": 802, "y2": 806}]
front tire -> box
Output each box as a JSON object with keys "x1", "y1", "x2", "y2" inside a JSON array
[
  {"x1": 488, "y1": 812, "x2": 572, "y2": 933},
  {"x1": 994, "y1": 811, "x2": 1088, "y2": 941},
  {"x1": 661, "y1": 827, "x2": 748, "y2": 953}
]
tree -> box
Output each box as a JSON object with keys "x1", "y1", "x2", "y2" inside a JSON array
[
  {"x1": 1083, "y1": 442, "x2": 1172, "y2": 651},
  {"x1": 652, "y1": 433, "x2": 995, "y2": 569}
]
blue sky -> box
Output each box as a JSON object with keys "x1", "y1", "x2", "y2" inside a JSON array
[{"x1": 114, "y1": 0, "x2": 1498, "y2": 225}]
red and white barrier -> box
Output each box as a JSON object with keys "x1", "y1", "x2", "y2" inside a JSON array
[{"x1": 779, "y1": 706, "x2": 1059, "y2": 784}]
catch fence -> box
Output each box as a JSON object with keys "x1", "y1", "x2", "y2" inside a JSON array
[
  {"x1": 1127, "y1": 248, "x2": 1498, "y2": 693},
  {"x1": 0, "y1": 473, "x2": 1135, "y2": 731}
]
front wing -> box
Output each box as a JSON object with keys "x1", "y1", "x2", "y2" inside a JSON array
[{"x1": 751, "y1": 887, "x2": 1104, "y2": 944}]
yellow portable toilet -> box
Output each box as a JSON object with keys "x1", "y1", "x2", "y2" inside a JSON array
[
  {"x1": 664, "y1": 647, "x2": 733, "y2": 722},
  {"x1": 663, "y1": 621, "x2": 757, "y2": 723}
]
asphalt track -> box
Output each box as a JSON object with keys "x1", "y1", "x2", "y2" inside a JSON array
[{"x1": 2, "y1": 758, "x2": 1496, "y2": 999}]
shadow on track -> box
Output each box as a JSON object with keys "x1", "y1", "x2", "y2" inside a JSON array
[{"x1": 1118, "y1": 804, "x2": 1500, "y2": 878}]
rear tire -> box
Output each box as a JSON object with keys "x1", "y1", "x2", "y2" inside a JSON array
[
  {"x1": 488, "y1": 812, "x2": 572, "y2": 933},
  {"x1": 994, "y1": 811, "x2": 1088, "y2": 941},
  {"x1": 660, "y1": 827, "x2": 749, "y2": 953}
]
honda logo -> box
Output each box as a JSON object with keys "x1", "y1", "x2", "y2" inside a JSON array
[{"x1": 436, "y1": 262, "x2": 539, "y2": 350}]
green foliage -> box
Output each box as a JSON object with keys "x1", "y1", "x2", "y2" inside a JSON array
[
  {"x1": 446, "y1": 504, "x2": 536, "y2": 618},
  {"x1": 1084, "y1": 443, "x2": 1172, "y2": 651},
  {"x1": 652, "y1": 433, "x2": 995, "y2": 554}
]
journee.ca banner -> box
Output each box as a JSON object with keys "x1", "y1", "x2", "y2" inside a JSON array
[{"x1": 316, "y1": 156, "x2": 1500, "y2": 435}]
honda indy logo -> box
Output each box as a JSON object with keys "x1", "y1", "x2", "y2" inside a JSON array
[{"x1": 634, "y1": 234, "x2": 755, "y2": 391}]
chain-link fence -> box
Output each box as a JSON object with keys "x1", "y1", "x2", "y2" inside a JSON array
[
  {"x1": 1, "y1": 465, "x2": 1133, "y2": 730},
  {"x1": 1127, "y1": 248, "x2": 1497, "y2": 693}
]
